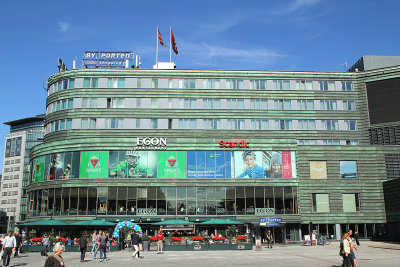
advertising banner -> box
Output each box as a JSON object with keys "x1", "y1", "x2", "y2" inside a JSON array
[
  {"x1": 80, "y1": 151, "x2": 109, "y2": 178},
  {"x1": 32, "y1": 156, "x2": 45, "y2": 183},
  {"x1": 187, "y1": 151, "x2": 231, "y2": 178},
  {"x1": 310, "y1": 161, "x2": 327, "y2": 179},
  {"x1": 46, "y1": 153, "x2": 65, "y2": 180},
  {"x1": 158, "y1": 151, "x2": 186, "y2": 178},
  {"x1": 108, "y1": 151, "x2": 156, "y2": 178},
  {"x1": 234, "y1": 151, "x2": 264, "y2": 178}
]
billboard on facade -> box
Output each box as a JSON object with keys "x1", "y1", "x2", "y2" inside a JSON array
[
  {"x1": 108, "y1": 151, "x2": 157, "y2": 178},
  {"x1": 187, "y1": 151, "x2": 231, "y2": 178},
  {"x1": 80, "y1": 151, "x2": 109, "y2": 178},
  {"x1": 157, "y1": 151, "x2": 186, "y2": 178},
  {"x1": 31, "y1": 156, "x2": 46, "y2": 183}
]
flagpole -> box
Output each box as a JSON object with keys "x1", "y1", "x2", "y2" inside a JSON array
[
  {"x1": 169, "y1": 26, "x2": 172, "y2": 63},
  {"x1": 156, "y1": 26, "x2": 159, "y2": 69}
]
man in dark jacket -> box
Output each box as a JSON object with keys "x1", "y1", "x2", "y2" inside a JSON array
[
  {"x1": 79, "y1": 233, "x2": 88, "y2": 262},
  {"x1": 14, "y1": 232, "x2": 22, "y2": 257},
  {"x1": 354, "y1": 232, "x2": 360, "y2": 246},
  {"x1": 131, "y1": 231, "x2": 141, "y2": 259}
]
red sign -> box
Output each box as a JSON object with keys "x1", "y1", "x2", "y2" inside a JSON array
[
  {"x1": 167, "y1": 159, "x2": 176, "y2": 167},
  {"x1": 219, "y1": 140, "x2": 249, "y2": 148},
  {"x1": 282, "y1": 151, "x2": 292, "y2": 178},
  {"x1": 90, "y1": 159, "x2": 98, "y2": 167}
]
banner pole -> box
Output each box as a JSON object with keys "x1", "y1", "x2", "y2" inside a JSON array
[
  {"x1": 156, "y1": 26, "x2": 159, "y2": 69},
  {"x1": 170, "y1": 26, "x2": 172, "y2": 63}
]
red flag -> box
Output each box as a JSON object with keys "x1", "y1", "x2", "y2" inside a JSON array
[
  {"x1": 171, "y1": 29, "x2": 178, "y2": 55},
  {"x1": 158, "y1": 30, "x2": 167, "y2": 47}
]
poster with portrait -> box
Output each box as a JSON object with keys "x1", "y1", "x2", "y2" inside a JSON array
[
  {"x1": 62, "y1": 152, "x2": 80, "y2": 179},
  {"x1": 263, "y1": 151, "x2": 296, "y2": 178},
  {"x1": 108, "y1": 151, "x2": 157, "y2": 178},
  {"x1": 234, "y1": 151, "x2": 264, "y2": 178},
  {"x1": 79, "y1": 151, "x2": 109, "y2": 178},
  {"x1": 158, "y1": 151, "x2": 186, "y2": 178},
  {"x1": 340, "y1": 161, "x2": 357, "y2": 178},
  {"x1": 46, "y1": 153, "x2": 66, "y2": 180}
]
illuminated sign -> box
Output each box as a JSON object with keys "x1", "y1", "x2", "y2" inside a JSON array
[
  {"x1": 83, "y1": 51, "x2": 133, "y2": 69},
  {"x1": 136, "y1": 137, "x2": 167, "y2": 150},
  {"x1": 219, "y1": 140, "x2": 249, "y2": 148},
  {"x1": 259, "y1": 218, "x2": 282, "y2": 227}
]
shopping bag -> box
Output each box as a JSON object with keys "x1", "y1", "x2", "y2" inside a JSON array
[{"x1": 139, "y1": 243, "x2": 143, "y2": 251}]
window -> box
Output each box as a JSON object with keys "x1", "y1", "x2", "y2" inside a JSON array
[
  {"x1": 227, "y1": 119, "x2": 245, "y2": 130},
  {"x1": 226, "y1": 99, "x2": 244, "y2": 109},
  {"x1": 83, "y1": 78, "x2": 98, "y2": 88},
  {"x1": 321, "y1": 120, "x2": 339, "y2": 130},
  {"x1": 203, "y1": 119, "x2": 221, "y2": 129},
  {"x1": 81, "y1": 118, "x2": 88, "y2": 129},
  {"x1": 184, "y1": 99, "x2": 197, "y2": 109},
  {"x1": 226, "y1": 79, "x2": 244, "y2": 89},
  {"x1": 344, "y1": 120, "x2": 357, "y2": 131},
  {"x1": 298, "y1": 120, "x2": 316, "y2": 130},
  {"x1": 105, "y1": 118, "x2": 124, "y2": 129},
  {"x1": 178, "y1": 79, "x2": 196, "y2": 89},
  {"x1": 151, "y1": 98, "x2": 158, "y2": 108},
  {"x1": 297, "y1": 100, "x2": 314, "y2": 110},
  {"x1": 319, "y1": 81, "x2": 335, "y2": 91},
  {"x1": 178, "y1": 119, "x2": 197, "y2": 129},
  {"x1": 69, "y1": 79, "x2": 75, "y2": 89},
  {"x1": 136, "y1": 98, "x2": 141, "y2": 108},
  {"x1": 323, "y1": 140, "x2": 340, "y2": 145},
  {"x1": 312, "y1": 194, "x2": 330, "y2": 212},
  {"x1": 168, "y1": 79, "x2": 173, "y2": 88},
  {"x1": 251, "y1": 119, "x2": 269, "y2": 130},
  {"x1": 203, "y1": 79, "x2": 220, "y2": 89},
  {"x1": 295, "y1": 80, "x2": 313, "y2": 90},
  {"x1": 108, "y1": 78, "x2": 125, "y2": 88},
  {"x1": 136, "y1": 119, "x2": 141, "y2": 129},
  {"x1": 151, "y1": 79, "x2": 158, "y2": 88},
  {"x1": 203, "y1": 99, "x2": 220, "y2": 109},
  {"x1": 151, "y1": 119, "x2": 158, "y2": 129},
  {"x1": 137, "y1": 78, "x2": 142, "y2": 88},
  {"x1": 343, "y1": 193, "x2": 360, "y2": 212},
  {"x1": 273, "y1": 80, "x2": 290, "y2": 90},
  {"x1": 320, "y1": 100, "x2": 337, "y2": 110},
  {"x1": 66, "y1": 119, "x2": 72, "y2": 129},
  {"x1": 250, "y1": 99, "x2": 268, "y2": 110},
  {"x1": 275, "y1": 120, "x2": 292, "y2": 130},
  {"x1": 343, "y1": 100, "x2": 355, "y2": 111},
  {"x1": 274, "y1": 100, "x2": 283, "y2": 110},
  {"x1": 341, "y1": 81, "x2": 353, "y2": 91},
  {"x1": 82, "y1": 98, "x2": 97, "y2": 108},
  {"x1": 249, "y1": 80, "x2": 266, "y2": 90},
  {"x1": 111, "y1": 98, "x2": 124, "y2": 108},
  {"x1": 309, "y1": 161, "x2": 327, "y2": 179},
  {"x1": 340, "y1": 161, "x2": 357, "y2": 178},
  {"x1": 56, "y1": 101, "x2": 61, "y2": 111},
  {"x1": 81, "y1": 118, "x2": 96, "y2": 129}
]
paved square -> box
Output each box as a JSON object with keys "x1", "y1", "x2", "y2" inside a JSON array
[{"x1": 4, "y1": 241, "x2": 400, "y2": 267}]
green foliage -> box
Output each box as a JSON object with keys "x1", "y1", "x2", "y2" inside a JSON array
[{"x1": 141, "y1": 234, "x2": 149, "y2": 241}]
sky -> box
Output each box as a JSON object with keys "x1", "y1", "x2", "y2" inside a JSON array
[{"x1": 0, "y1": 0, "x2": 399, "y2": 172}]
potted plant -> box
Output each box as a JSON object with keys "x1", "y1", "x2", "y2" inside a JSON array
[{"x1": 141, "y1": 234, "x2": 149, "y2": 251}]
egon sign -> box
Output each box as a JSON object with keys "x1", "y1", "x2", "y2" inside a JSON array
[{"x1": 136, "y1": 137, "x2": 167, "y2": 150}]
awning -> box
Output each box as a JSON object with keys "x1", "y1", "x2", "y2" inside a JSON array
[
  {"x1": 21, "y1": 219, "x2": 70, "y2": 226},
  {"x1": 153, "y1": 219, "x2": 195, "y2": 225},
  {"x1": 71, "y1": 219, "x2": 116, "y2": 226},
  {"x1": 199, "y1": 219, "x2": 244, "y2": 225}
]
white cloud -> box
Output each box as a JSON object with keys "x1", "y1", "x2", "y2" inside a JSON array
[
  {"x1": 269, "y1": 0, "x2": 321, "y2": 15},
  {"x1": 58, "y1": 22, "x2": 70, "y2": 32}
]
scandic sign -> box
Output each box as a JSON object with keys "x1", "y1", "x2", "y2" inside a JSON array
[{"x1": 219, "y1": 140, "x2": 249, "y2": 148}]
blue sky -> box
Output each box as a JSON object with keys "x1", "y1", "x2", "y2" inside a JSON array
[{"x1": 0, "y1": 0, "x2": 399, "y2": 172}]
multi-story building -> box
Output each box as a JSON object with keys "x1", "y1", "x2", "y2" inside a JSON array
[
  {"x1": 0, "y1": 114, "x2": 45, "y2": 227},
  {"x1": 25, "y1": 55, "x2": 400, "y2": 242}
]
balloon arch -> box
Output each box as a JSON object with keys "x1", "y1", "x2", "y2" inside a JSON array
[{"x1": 112, "y1": 220, "x2": 143, "y2": 239}]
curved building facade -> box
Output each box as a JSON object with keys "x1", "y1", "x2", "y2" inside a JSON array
[{"x1": 26, "y1": 65, "x2": 400, "y2": 242}]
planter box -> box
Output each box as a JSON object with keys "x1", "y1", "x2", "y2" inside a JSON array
[
  {"x1": 164, "y1": 243, "x2": 252, "y2": 251},
  {"x1": 21, "y1": 245, "x2": 119, "y2": 253}
]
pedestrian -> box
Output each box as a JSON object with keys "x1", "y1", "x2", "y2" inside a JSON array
[
  {"x1": 106, "y1": 233, "x2": 111, "y2": 252},
  {"x1": 1, "y1": 230, "x2": 16, "y2": 267},
  {"x1": 42, "y1": 234, "x2": 50, "y2": 256},
  {"x1": 94, "y1": 230, "x2": 102, "y2": 260},
  {"x1": 156, "y1": 230, "x2": 164, "y2": 254},
  {"x1": 90, "y1": 230, "x2": 97, "y2": 254},
  {"x1": 266, "y1": 230, "x2": 273, "y2": 248},
  {"x1": 98, "y1": 232, "x2": 108, "y2": 262},
  {"x1": 78, "y1": 233, "x2": 88, "y2": 263},
  {"x1": 347, "y1": 230, "x2": 357, "y2": 267},
  {"x1": 131, "y1": 231, "x2": 140, "y2": 259},
  {"x1": 44, "y1": 242, "x2": 65, "y2": 267},
  {"x1": 354, "y1": 231, "x2": 360, "y2": 246},
  {"x1": 14, "y1": 231, "x2": 22, "y2": 258},
  {"x1": 342, "y1": 233, "x2": 352, "y2": 267}
]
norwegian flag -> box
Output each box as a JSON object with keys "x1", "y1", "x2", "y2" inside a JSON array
[
  {"x1": 158, "y1": 29, "x2": 167, "y2": 47},
  {"x1": 171, "y1": 29, "x2": 178, "y2": 55}
]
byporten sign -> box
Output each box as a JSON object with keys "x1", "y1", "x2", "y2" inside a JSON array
[
  {"x1": 259, "y1": 218, "x2": 282, "y2": 227},
  {"x1": 136, "y1": 137, "x2": 167, "y2": 150},
  {"x1": 83, "y1": 51, "x2": 133, "y2": 68}
]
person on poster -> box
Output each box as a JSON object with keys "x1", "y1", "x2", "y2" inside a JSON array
[
  {"x1": 236, "y1": 151, "x2": 265, "y2": 178},
  {"x1": 265, "y1": 152, "x2": 283, "y2": 178},
  {"x1": 48, "y1": 153, "x2": 64, "y2": 180},
  {"x1": 110, "y1": 151, "x2": 153, "y2": 178}
]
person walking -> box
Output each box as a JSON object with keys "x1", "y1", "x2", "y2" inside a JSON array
[
  {"x1": 14, "y1": 232, "x2": 22, "y2": 258},
  {"x1": 1, "y1": 230, "x2": 16, "y2": 267},
  {"x1": 78, "y1": 233, "x2": 88, "y2": 263},
  {"x1": 98, "y1": 232, "x2": 108, "y2": 262},
  {"x1": 354, "y1": 231, "x2": 360, "y2": 246},
  {"x1": 156, "y1": 230, "x2": 164, "y2": 254},
  {"x1": 93, "y1": 230, "x2": 102, "y2": 260},
  {"x1": 342, "y1": 233, "x2": 352, "y2": 267},
  {"x1": 90, "y1": 231, "x2": 97, "y2": 255},
  {"x1": 266, "y1": 230, "x2": 273, "y2": 248},
  {"x1": 42, "y1": 234, "x2": 50, "y2": 256},
  {"x1": 131, "y1": 231, "x2": 140, "y2": 259},
  {"x1": 44, "y1": 242, "x2": 65, "y2": 267}
]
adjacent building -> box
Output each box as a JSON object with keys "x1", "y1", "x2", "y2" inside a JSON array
[
  {"x1": 25, "y1": 54, "x2": 400, "y2": 242},
  {"x1": 0, "y1": 114, "x2": 45, "y2": 227}
]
